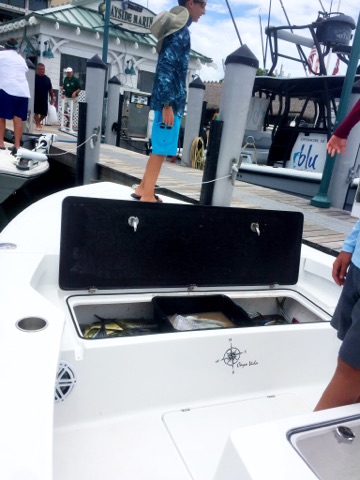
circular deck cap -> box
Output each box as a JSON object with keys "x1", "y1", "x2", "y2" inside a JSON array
[{"x1": 16, "y1": 317, "x2": 48, "y2": 332}]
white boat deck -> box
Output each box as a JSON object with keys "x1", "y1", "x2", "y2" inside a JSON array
[{"x1": 2, "y1": 182, "x2": 358, "y2": 480}]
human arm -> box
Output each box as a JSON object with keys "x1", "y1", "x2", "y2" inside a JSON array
[
  {"x1": 48, "y1": 77, "x2": 55, "y2": 104},
  {"x1": 332, "y1": 251, "x2": 352, "y2": 285},
  {"x1": 49, "y1": 89, "x2": 55, "y2": 104},
  {"x1": 329, "y1": 99, "x2": 360, "y2": 157},
  {"x1": 326, "y1": 135, "x2": 347, "y2": 157},
  {"x1": 333, "y1": 220, "x2": 360, "y2": 285},
  {"x1": 162, "y1": 105, "x2": 174, "y2": 126},
  {"x1": 71, "y1": 88, "x2": 80, "y2": 98},
  {"x1": 71, "y1": 77, "x2": 81, "y2": 98}
]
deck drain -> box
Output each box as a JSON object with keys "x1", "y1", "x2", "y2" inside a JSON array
[
  {"x1": 55, "y1": 361, "x2": 76, "y2": 403},
  {"x1": 335, "y1": 425, "x2": 356, "y2": 443}
]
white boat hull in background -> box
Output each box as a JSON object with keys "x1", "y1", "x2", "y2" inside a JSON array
[{"x1": 0, "y1": 134, "x2": 57, "y2": 204}]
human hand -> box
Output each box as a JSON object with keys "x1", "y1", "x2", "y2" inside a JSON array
[
  {"x1": 327, "y1": 135, "x2": 347, "y2": 157},
  {"x1": 162, "y1": 106, "x2": 174, "y2": 127},
  {"x1": 332, "y1": 251, "x2": 352, "y2": 286}
]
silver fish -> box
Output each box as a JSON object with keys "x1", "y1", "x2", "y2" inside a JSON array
[{"x1": 168, "y1": 314, "x2": 225, "y2": 331}]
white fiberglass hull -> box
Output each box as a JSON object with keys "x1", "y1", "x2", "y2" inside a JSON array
[
  {"x1": 0, "y1": 148, "x2": 49, "y2": 203},
  {"x1": 0, "y1": 182, "x2": 358, "y2": 480}
]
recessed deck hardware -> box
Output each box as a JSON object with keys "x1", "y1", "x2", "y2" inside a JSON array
[
  {"x1": 128, "y1": 216, "x2": 139, "y2": 232},
  {"x1": 335, "y1": 425, "x2": 355, "y2": 443},
  {"x1": 250, "y1": 222, "x2": 260, "y2": 236}
]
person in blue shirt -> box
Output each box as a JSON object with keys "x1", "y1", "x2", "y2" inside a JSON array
[
  {"x1": 315, "y1": 105, "x2": 360, "y2": 410},
  {"x1": 132, "y1": 0, "x2": 206, "y2": 203}
]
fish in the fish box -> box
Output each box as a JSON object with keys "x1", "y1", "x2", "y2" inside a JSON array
[
  {"x1": 168, "y1": 313, "x2": 234, "y2": 331},
  {"x1": 82, "y1": 315, "x2": 159, "y2": 339}
]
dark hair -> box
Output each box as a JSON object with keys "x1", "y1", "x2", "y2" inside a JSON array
[
  {"x1": 5, "y1": 38, "x2": 18, "y2": 50},
  {"x1": 37, "y1": 62, "x2": 45, "y2": 67},
  {"x1": 178, "y1": 0, "x2": 187, "y2": 5}
]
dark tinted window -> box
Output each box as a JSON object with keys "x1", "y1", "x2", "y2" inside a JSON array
[
  {"x1": 137, "y1": 70, "x2": 154, "y2": 94},
  {"x1": 4, "y1": 0, "x2": 25, "y2": 7},
  {"x1": 29, "y1": 0, "x2": 48, "y2": 10}
]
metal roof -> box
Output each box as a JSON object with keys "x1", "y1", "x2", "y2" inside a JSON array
[{"x1": 21, "y1": 4, "x2": 211, "y2": 61}]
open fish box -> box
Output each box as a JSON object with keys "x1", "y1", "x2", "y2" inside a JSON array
[
  {"x1": 152, "y1": 294, "x2": 255, "y2": 331},
  {"x1": 59, "y1": 196, "x2": 324, "y2": 339}
]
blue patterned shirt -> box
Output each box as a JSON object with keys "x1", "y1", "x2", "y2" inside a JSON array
[{"x1": 150, "y1": 20, "x2": 191, "y2": 117}]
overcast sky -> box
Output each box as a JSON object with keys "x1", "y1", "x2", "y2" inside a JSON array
[{"x1": 138, "y1": 0, "x2": 359, "y2": 81}]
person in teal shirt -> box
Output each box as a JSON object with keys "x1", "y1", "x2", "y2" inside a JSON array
[{"x1": 315, "y1": 101, "x2": 360, "y2": 410}]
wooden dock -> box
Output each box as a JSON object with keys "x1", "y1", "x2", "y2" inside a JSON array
[{"x1": 45, "y1": 126, "x2": 358, "y2": 256}]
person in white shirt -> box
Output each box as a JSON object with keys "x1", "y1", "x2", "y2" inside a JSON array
[{"x1": 0, "y1": 38, "x2": 30, "y2": 154}]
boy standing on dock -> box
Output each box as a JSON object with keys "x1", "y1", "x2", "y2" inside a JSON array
[{"x1": 132, "y1": 0, "x2": 206, "y2": 203}]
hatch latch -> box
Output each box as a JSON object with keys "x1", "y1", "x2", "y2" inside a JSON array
[
  {"x1": 128, "y1": 216, "x2": 139, "y2": 232},
  {"x1": 250, "y1": 222, "x2": 260, "y2": 236}
]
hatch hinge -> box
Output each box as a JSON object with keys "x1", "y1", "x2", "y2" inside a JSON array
[
  {"x1": 187, "y1": 284, "x2": 197, "y2": 292},
  {"x1": 269, "y1": 283, "x2": 279, "y2": 289},
  {"x1": 88, "y1": 287, "x2": 98, "y2": 294}
]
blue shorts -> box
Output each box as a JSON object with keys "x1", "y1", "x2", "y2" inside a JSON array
[
  {"x1": 0, "y1": 89, "x2": 29, "y2": 121},
  {"x1": 151, "y1": 110, "x2": 181, "y2": 156},
  {"x1": 331, "y1": 263, "x2": 360, "y2": 368}
]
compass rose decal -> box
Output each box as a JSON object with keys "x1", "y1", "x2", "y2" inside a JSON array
[
  {"x1": 216, "y1": 338, "x2": 258, "y2": 374},
  {"x1": 216, "y1": 338, "x2": 246, "y2": 374}
]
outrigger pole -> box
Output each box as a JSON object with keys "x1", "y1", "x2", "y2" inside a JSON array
[
  {"x1": 278, "y1": 0, "x2": 307, "y2": 74},
  {"x1": 223, "y1": 0, "x2": 243, "y2": 46}
]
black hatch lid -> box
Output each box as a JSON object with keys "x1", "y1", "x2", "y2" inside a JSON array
[{"x1": 59, "y1": 197, "x2": 303, "y2": 290}]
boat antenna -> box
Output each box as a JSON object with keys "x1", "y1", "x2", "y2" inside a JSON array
[
  {"x1": 223, "y1": 0, "x2": 243, "y2": 46},
  {"x1": 278, "y1": 0, "x2": 292, "y2": 29},
  {"x1": 318, "y1": 0, "x2": 326, "y2": 12}
]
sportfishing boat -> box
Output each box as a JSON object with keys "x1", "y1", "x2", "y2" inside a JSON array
[
  {"x1": 0, "y1": 133, "x2": 57, "y2": 204},
  {"x1": 1, "y1": 180, "x2": 359, "y2": 479},
  {"x1": 237, "y1": 12, "x2": 360, "y2": 209},
  {"x1": 239, "y1": 74, "x2": 360, "y2": 207}
]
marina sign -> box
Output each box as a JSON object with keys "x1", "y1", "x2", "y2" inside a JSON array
[{"x1": 98, "y1": 0, "x2": 156, "y2": 34}]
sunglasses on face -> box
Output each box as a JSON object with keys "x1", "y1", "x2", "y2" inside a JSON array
[{"x1": 194, "y1": 0, "x2": 206, "y2": 7}]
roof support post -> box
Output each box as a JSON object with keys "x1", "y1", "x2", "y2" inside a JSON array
[{"x1": 102, "y1": 0, "x2": 111, "y2": 65}]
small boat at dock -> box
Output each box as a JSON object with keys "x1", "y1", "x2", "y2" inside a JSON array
[{"x1": 0, "y1": 133, "x2": 57, "y2": 204}]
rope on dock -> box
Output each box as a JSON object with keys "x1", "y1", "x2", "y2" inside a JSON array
[
  {"x1": 190, "y1": 137, "x2": 205, "y2": 170},
  {"x1": 49, "y1": 134, "x2": 98, "y2": 156}
]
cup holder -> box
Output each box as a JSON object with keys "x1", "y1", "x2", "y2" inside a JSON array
[{"x1": 16, "y1": 317, "x2": 48, "y2": 332}]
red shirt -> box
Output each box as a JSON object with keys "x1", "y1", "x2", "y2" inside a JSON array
[{"x1": 334, "y1": 99, "x2": 360, "y2": 139}]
